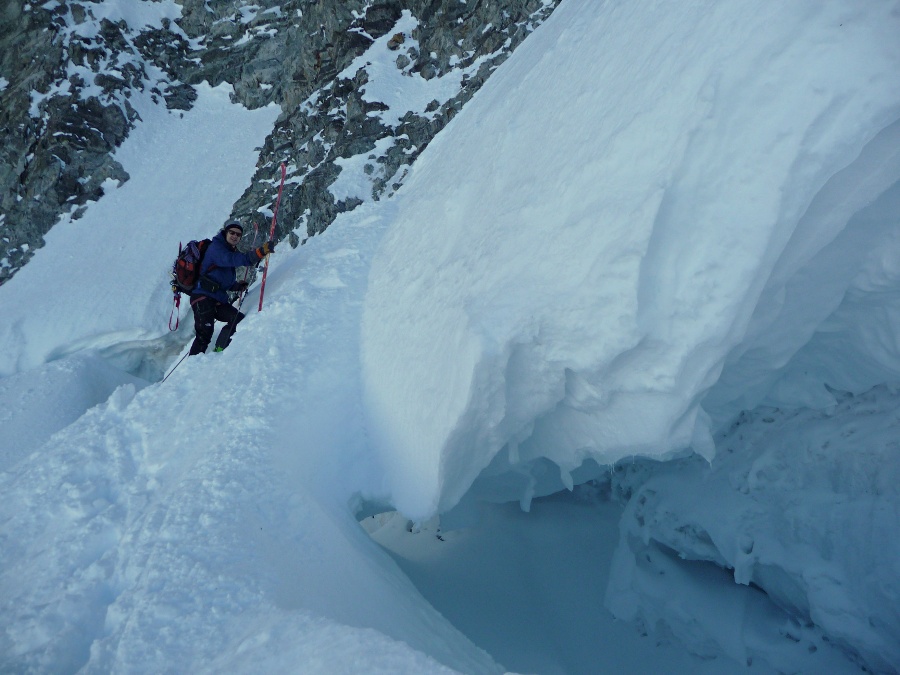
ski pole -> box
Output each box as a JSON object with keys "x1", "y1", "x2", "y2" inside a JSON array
[
  {"x1": 258, "y1": 162, "x2": 286, "y2": 312},
  {"x1": 162, "y1": 351, "x2": 189, "y2": 382}
]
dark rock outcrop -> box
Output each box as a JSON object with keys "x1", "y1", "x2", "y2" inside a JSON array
[{"x1": 0, "y1": 0, "x2": 560, "y2": 284}]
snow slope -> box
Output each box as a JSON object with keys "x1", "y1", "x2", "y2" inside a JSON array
[
  {"x1": 0, "y1": 83, "x2": 498, "y2": 672},
  {"x1": 1, "y1": 0, "x2": 899, "y2": 672}
]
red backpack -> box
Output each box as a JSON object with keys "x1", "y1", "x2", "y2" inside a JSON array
[
  {"x1": 171, "y1": 239, "x2": 211, "y2": 296},
  {"x1": 168, "y1": 238, "x2": 211, "y2": 331}
]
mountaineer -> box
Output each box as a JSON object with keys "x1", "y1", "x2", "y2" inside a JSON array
[{"x1": 189, "y1": 222, "x2": 275, "y2": 355}]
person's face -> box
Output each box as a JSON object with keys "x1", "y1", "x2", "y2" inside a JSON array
[{"x1": 226, "y1": 228, "x2": 242, "y2": 242}]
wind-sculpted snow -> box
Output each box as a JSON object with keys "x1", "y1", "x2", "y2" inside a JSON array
[
  {"x1": 361, "y1": 0, "x2": 900, "y2": 519},
  {"x1": 705, "y1": 121, "x2": 900, "y2": 424}
]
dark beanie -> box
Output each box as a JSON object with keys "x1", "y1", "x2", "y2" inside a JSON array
[{"x1": 223, "y1": 222, "x2": 244, "y2": 235}]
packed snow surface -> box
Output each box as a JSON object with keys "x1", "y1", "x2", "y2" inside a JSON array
[{"x1": 1, "y1": 0, "x2": 899, "y2": 673}]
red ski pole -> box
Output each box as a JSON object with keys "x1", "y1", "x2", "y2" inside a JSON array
[{"x1": 258, "y1": 162, "x2": 286, "y2": 312}]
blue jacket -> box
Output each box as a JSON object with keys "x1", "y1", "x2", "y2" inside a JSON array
[{"x1": 192, "y1": 231, "x2": 260, "y2": 304}]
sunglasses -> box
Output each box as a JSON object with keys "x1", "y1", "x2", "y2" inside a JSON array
[{"x1": 226, "y1": 229, "x2": 242, "y2": 237}]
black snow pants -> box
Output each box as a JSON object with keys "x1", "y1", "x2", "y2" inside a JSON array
[{"x1": 189, "y1": 295, "x2": 245, "y2": 355}]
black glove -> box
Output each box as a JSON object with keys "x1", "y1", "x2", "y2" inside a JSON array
[
  {"x1": 255, "y1": 240, "x2": 276, "y2": 259},
  {"x1": 233, "y1": 280, "x2": 249, "y2": 293}
]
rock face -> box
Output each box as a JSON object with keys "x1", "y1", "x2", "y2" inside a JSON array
[
  {"x1": 0, "y1": 1, "x2": 190, "y2": 283},
  {"x1": 0, "y1": 0, "x2": 559, "y2": 284}
]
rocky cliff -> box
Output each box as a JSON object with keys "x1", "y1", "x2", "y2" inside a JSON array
[{"x1": 0, "y1": 0, "x2": 559, "y2": 284}]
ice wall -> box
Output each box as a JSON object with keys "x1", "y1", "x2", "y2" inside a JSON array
[
  {"x1": 360, "y1": 0, "x2": 900, "y2": 519},
  {"x1": 606, "y1": 387, "x2": 900, "y2": 673}
]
